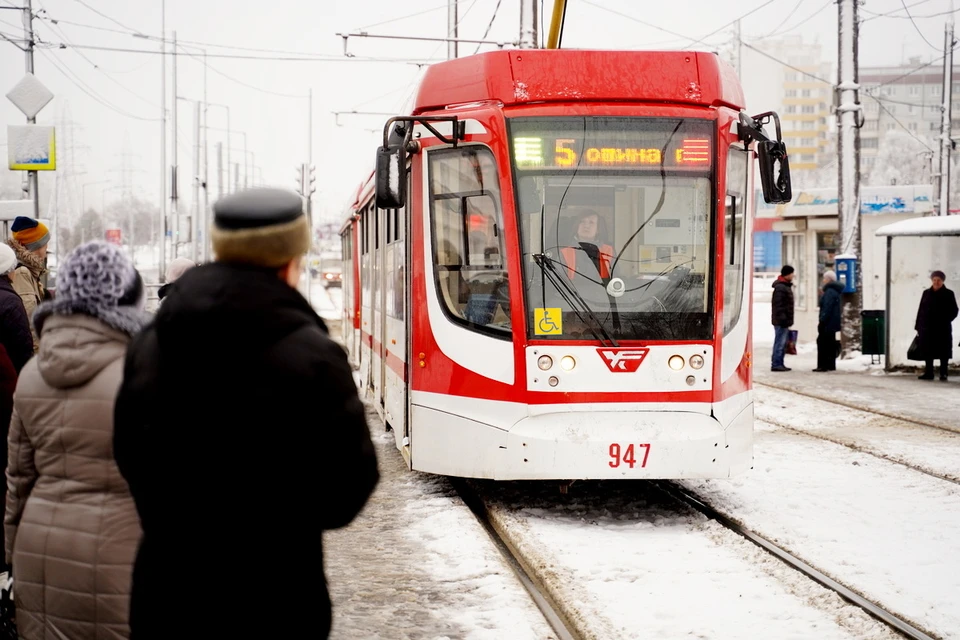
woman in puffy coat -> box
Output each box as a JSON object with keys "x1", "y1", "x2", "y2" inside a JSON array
[{"x1": 4, "y1": 241, "x2": 149, "y2": 639}]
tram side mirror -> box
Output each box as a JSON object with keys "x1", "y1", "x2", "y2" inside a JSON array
[
  {"x1": 376, "y1": 146, "x2": 406, "y2": 209},
  {"x1": 757, "y1": 140, "x2": 792, "y2": 204}
]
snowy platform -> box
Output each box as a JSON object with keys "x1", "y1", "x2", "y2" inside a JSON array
[
  {"x1": 753, "y1": 345, "x2": 960, "y2": 432},
  {"x1": 324, "y1": 404, "x2": 555, "y2": 640}
]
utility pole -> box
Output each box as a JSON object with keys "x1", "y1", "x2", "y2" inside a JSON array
[
  {"x1": 202, "y1": 51, "x2": 209, "y2": 261},
  {"x1": 216, "y1": 142, "x2": 223, "y2": 200},
  {"x1": 192, "y1": 101, "x2": 200, "y2": 262},
  {"x1": 307, "y1": 87, "x2": 313, "y2": 219},
  {"x1": 21, "y1": 0, "x2": 40, "y2": 219},
  {"x1": 234, "y1": 163, "x2": 239, "y2": 193},
  {"x1": 520, "y1": 0, "x2": 539, "y2": 49},
  {"x1": 937, "y1": 15, "x2": 955, "y2": 216},
  {"x1": 170, "y1": 30, "x2": 179, "y2": 262},
  {"x1": 447, "y1": 0, "x2": 458, "y2": 59},
  {"x1": 159, "y1": 0, "x2": 166, "y2": 282},
  {"x1": 837, "y1": 0, "x2": 862, "y2": 353}
]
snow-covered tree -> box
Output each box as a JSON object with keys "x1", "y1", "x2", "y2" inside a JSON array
[{"x1": 866, "y1": 131, "x2": 933, "y2": 187}]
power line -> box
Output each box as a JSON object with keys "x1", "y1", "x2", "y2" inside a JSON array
[
  {"x1": 686, "y1": 0, "x2": 779, "y2": 48},
  {"x1": 38, "y1": 48, "x2": 160, "y2": 122},
  {"x1": 861, "y1": 0, "x2": 937, "y2": 21},
  {"x1": 578, "y1": 0, "x2": 694, "y2": 42},
  {"x1": 750, "y1": 0, "x2": 831, "y2": 40},
  {"x1": 740, "y1": 40, "x2": 833, "y2": 83},
  {"x1": 867, "y1": 55, "x2": 946, "y2": 88},
  {"x1": 356, "y1": 1, "x2": 452, "y2": 31},
  {"x1": 757, "y1": 0, "x2": 807, "y2": 39},
  {"x1": 866, "y1": 93, "x2": 935, "y2": 151},
  {"x1": 72, "y1": 0, "x2": 140, "y2": 34},
  {"x1": 474, "y1": 0, "x2": 504, "y2": 54},
  {"x1": 175, "y1": 46, "x2": 306, "y2": 99},
  {"x1": 899, "y1": 0, "x2": 941, "y2": 51}
]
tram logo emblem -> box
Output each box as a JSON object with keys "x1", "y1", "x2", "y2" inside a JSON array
[{"x1": 597, "y1": 348, "x2": 649, "y2": 372}]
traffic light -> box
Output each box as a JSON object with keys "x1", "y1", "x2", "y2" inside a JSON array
[{"x1": 306, "y1": 164, "x2": 316, "y2": 196}]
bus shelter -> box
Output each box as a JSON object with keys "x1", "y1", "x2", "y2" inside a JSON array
[{"x1": 875, "y1": 216, "x2": 960, "y2": 371}]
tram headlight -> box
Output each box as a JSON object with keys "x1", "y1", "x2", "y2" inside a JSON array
[
  {"x1": 560, "y1": 355, "x2": 576, "y2": 371},
  {"x1": 668, "y1": 355, "x2": 685, "y2": 371},
  {"x1": 689, "y1": 354, "x2": 705, "y2": 370},
  {"x1": 537, "y1": 355, "x2": 554, "y2": 371},
  {"x1": 548, "y1": 376, "x2": 560, "y2": 387},
  {"x1": 686, "y1": 375, "x2": 696, "y2": 386}
]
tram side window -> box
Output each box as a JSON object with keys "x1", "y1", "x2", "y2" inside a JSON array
[
  {"x1": 429, "y1": 147, "x2": 510, "y2": 337},
  {"x1": 723, "y1": 146, "x2": 749, "y2": 335}
]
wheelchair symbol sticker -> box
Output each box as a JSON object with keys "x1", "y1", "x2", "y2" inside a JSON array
[{"x1": 534, "y1": 308, "x2": 563, "y2": 335}]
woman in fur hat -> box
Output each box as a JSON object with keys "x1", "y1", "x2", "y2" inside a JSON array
[{"x1": 4, "y1": 241, "x2": 148, "y2": 639}]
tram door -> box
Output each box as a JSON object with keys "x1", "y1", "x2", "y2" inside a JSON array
[
  {"x1": 380, "y1": 202, "x2": 407, "y2": 436},
  {"x1": 371, "y1": 205, "x2": 383, "y2": 403}
]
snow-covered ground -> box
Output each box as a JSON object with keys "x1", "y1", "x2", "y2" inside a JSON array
[
  {"x1": 757, "y1": 385, "x2": 960, "y2": 482},
  {"x1": 480, "y1": 481, "x2": 898, "y2": 640},
  {"x1": 681, "y1": 422, "x2": 960, "y2": 639},
  {"x1": 325, "y1": 405, "x2": 555, "y2": 640}
]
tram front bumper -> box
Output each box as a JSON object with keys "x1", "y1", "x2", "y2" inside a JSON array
[{"x1": 497, "y1": 408, "x2": 752, "y2": 480}]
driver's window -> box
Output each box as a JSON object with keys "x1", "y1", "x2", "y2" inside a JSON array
[{"x1": 429, "y1": 147, "x2": 511, "y2": 337}]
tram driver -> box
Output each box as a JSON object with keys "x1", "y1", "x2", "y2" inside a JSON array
[{"x1": 558, "y1": 209, "x2": 615, "y2": 283}]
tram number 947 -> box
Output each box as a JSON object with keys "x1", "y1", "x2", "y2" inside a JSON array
[{"x1": 608, "y1": 443, "x2": 651, "y2": 469}]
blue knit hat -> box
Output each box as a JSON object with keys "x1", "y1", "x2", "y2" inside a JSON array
[{"x1": 33, "y1": 241, "x2": 148, "y2": 337}]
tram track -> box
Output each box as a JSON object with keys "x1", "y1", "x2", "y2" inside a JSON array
[
  {"x1": 659, "y1": 481, "x2": 939, "y2": 640},
  {"x1": 450, "y1": 478, "x2": 583, "y2": 640},
  {"x1": 755, "y1": 380, "x2": 960, "y2": 435},
  {"x1": 755, "y1": 383, "x2": 960, "y2": 486}
]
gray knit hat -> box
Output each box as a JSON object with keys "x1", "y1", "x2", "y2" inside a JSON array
[{"x1": 34, "y1": 241, "x2": 149, "y2": 337}]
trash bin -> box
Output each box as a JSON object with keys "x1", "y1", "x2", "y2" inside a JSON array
[{"x1": 861, "y1": 310, "x2": 885, "y2": 363}]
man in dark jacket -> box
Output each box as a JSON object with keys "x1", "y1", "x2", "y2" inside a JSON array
[
  {"x1": 814, "y1": 270, "x2": 845, "y2": 372},
  {"x1": 915, "y1": 269, "x2": 959, "y2": 380},
  {"x1": 114, "y1": 188, "x2": 379, "y2": 639},
  {"x1": 771, "y1": 264, "x2": 795, "y2": 371}
]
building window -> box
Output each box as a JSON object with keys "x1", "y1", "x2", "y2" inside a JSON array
[
  {"x1": 862, "y1": 138, "x2": 879, "y2": 148},
  {"x1": 865, "y1": 120, "x2": 878, "y2": 130},
  {"x1": 785, "y1": 89, "x2": 797, "y2": 97},
  {"x1": 429, "y1": 146, "x2": 510, "y2": 337},
  {"x1": 801, "y1": 105, "x2": 815, "y2": 114},
  {"x1": 932, "y1": 121, "x2": 939, "y2": 130},
  {"x1": 801, "y1": 89, "x2": 812, "y2": 97},
  {"x1": 887, "y1": 123, "x2": 896, "y2": 131},
  {"x1": 786, "y1": 105, "x2": 798, "y2": 113},
  {"x1": 910, "y1": 86, "x2": 920, "y2": 95},
  {"x1": 800, "y1": 137, "x2": 815, "y2": 146},
  {"x1": 909, "y1": 122, "x2": 918, "y2": 131},
  {"x1": 932, "y1": 86, "x2": 941, "y2": 96},
  {"x1": 802, "y1": 120, "x2": 815, "y2": 130}
]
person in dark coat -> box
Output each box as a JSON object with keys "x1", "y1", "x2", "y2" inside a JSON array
[
  {"x1": 814, "y1": 270, "x2": 844, "y2": 372},
  {"x1": 915, "y1": 269, "x2": 959, "y2": 380},
  {"x1": 0, "y1": 243, "x2": 34, "y2": 568},
  {"x1": 771, "y1": 264, "x2": 795, "y2": 371},
  {"x1": 113, "y1": 188, "x2": 379, "y2": 640}
]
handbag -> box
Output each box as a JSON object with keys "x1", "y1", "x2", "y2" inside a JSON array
[
  {"x1": 0, "y1": 572, "x2": 17, "y2": 640},
  {"x1": 786, "y1": 330, "x2": 798, "y2": 355},
  {"x1": 907, "y1": 334, "x2": 924, "y2": 361}
]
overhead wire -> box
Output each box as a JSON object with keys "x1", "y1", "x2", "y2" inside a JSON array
[
  {"x1": 72, "y1": 0, "x2": 140, "y2": 33},
  {"x1": 866, "y1": 94, "x2": 935, "y2": 151},
  {"x1": 473, "y1": 0, "x2": 503, "y2": 54},
  {"x1": 757, "y1": 0, "x2": 807, "y2": 39},
  {"x1": 750, "y1": 0, "x2": 831, "y2": 40},
  {"x1": 355, "y1": 1, "x2": 453, "y2": 31},
  {"x1": 740, "y1": 41, "x2": 833, "y2": 83},
  {"x1": 899, "y1": 0, "x2": 942, "y2": 51},
  {"x1": 686, "y1": 0, "x2": 779, "y2": 48},
  {"x1": 37, "y1": 47, "x2": 159, "y2": 122},
  {"x1": 861, "y1": 0, "x2": 936, "y2": 20}
]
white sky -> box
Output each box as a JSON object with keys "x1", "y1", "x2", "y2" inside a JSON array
[{"x1": 0, "y1": 0, "x2": 956, "y2": 224}]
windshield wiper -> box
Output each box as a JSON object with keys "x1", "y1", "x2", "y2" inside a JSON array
[{"x1": 533, "y1": 253, "x2": 619, "y2": 347}]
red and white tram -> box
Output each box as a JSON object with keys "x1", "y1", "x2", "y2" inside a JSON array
[{"x1": 340, "y1": 49, "x2": 792, "y2": 480}]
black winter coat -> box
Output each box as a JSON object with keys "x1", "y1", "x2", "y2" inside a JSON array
[
  {"x1": 114, "y1": 262, "x2": 379, "y2": 640},
  {"x1": 771, "y1": 278, "x2": 795, "y2": 327},
  {"x1": 0, "y1": 277, "x2": 34, "y2": 373},
  {"x1": 818, "y1": 281, "x2": 845, "y2": 334},
  {"x1": 915, "y1": 285, "x2": 959, "y2": 360}
]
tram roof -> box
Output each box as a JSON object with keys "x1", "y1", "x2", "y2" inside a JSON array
[{"x1": 412, "y1": 49, "x2": 745, "y2": 114}]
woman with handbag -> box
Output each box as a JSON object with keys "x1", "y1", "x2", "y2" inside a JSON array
[
  {"x1": 4, "y1": 242, "x2": 147, "y2": 639},
  {"x1": 814, "y1": 270, "x2": 844, "y2": 372},
  {"x1": 915, "y1": 269, "x2": 959, "y2": 380}
]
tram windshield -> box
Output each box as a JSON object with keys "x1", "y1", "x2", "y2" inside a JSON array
[{"x1": 509, "y1": 117, "x2": 716, "y2": 341}]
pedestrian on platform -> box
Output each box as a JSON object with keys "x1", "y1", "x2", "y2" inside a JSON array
[
  {"x1": 157, "y1": 256, "x2": 196, "y2": 301},
  {"x1": 814, "y1": 270, "x2": 844, "y2": 372},
  {"x1": 0, "y1": 243, "x2": 33, "y2": 569},
  {"x1": 6, "y1": 216, "x2": 51, "y2": 352},
  {"x1": 114, "y1": 188, "x2": 379, "y2": 640},
  {"x1": 915, "y1": 269, "x2": 958, "y2": 381},
  {"x1": 4, "y1": 241, "x2": 148, "y2": 639},
  {"x1": 771, "y1": 264, "x2": 795, "y2": 371}
]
